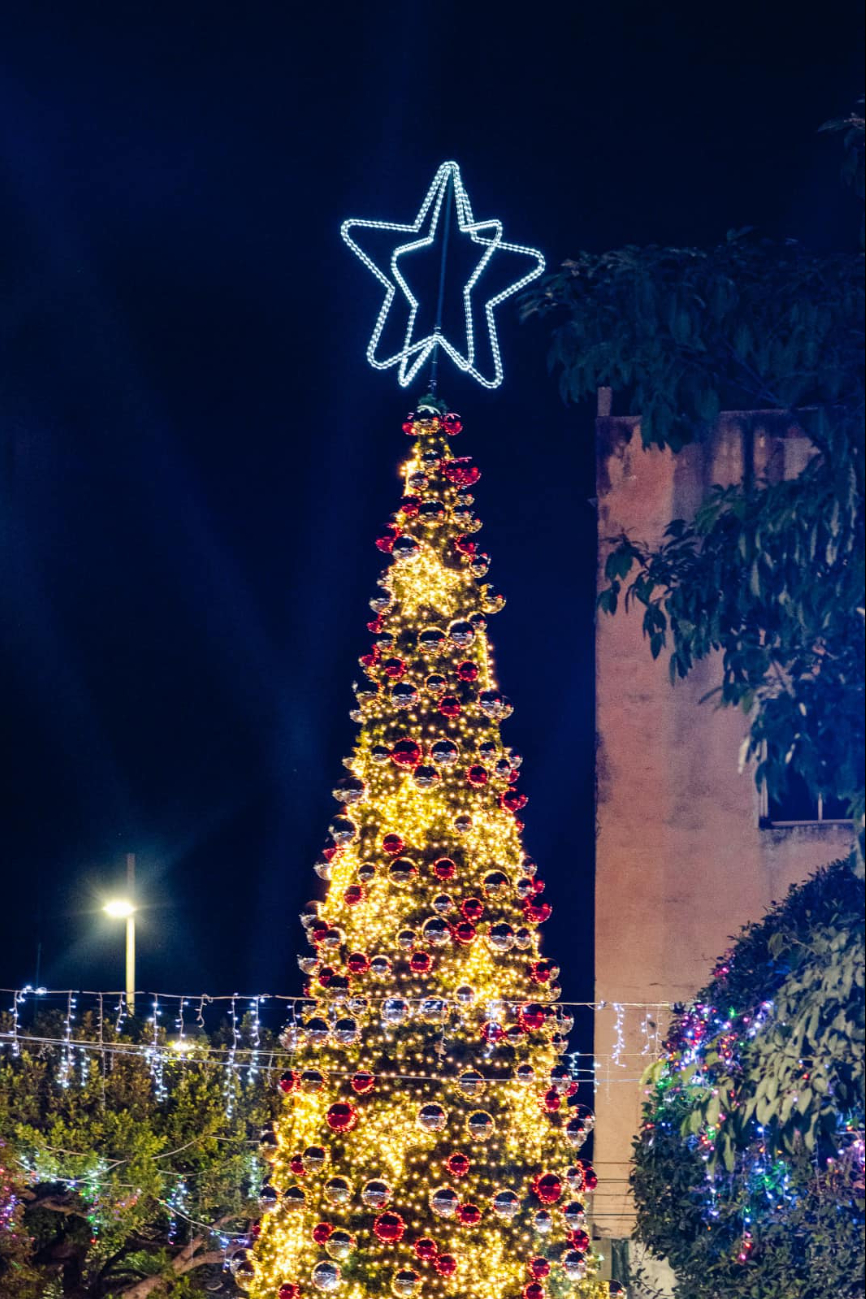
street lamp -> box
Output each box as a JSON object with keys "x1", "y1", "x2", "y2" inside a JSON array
[
  {"x1": 103, "y1": 899, "x2": 135, "y2": 919},
  {"x1": 103, "y1": 853, "x2": 137, "y2": 1015}
]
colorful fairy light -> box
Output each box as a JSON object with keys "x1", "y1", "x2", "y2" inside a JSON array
[{"x1": 640, "y1": 984, "x2": 864, "y2": 1268}]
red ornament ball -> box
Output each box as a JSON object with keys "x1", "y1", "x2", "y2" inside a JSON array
[
  {"x1": 278, "y1": 1286, "x2": 301, "y2": 1299},
  {"x1": 278, "y1": 1070, "x2": 300, "y2": 1094},
  {"x1": 381, "y1": 833, "x2": 405, "y2": 856},
  {"x1": 523, "y1": 1285, "x2": 545, "y2": 1299},
  {"x1": 457, "y1": 660, "x2": 479, "y2": 682},
  {"x1": 410, "y1": 951, "x2": 432, "y2": 974},
  {"x1": 415, "y1": 1237, "x2": 438, "y2": 1260},
  {"x1": 391, "y1": 739, "x2": 422, "y2": 768},
  {"x1": 519, "y1": 1003, "x2": 547, "y2": 1032},
  {"x1": 454, "y1": 534, "x2": 477, "y2": 556},
  {"x1": 352, "y1": 1071, "x2": 376, "y2": 1094},
  {"x1": 569, "y1": 1228, "x2": 591, "y2": 1253},
  {"x1": 435, "y1": 1255, "x2": 457, "y2": 1277},
  {"x1": 466, "y1": 764, "x2": 488, "y2": 786},
  {"x1": 375, "y1": 533, "x2": 396, "y2": 553},
  {"x1": 374, "y1": 1212, "x2": 406, "y2": 1243},
  {"x1": 433, "y1": 857, "x2": 457, "y2": 881},
  {"x1": 383, "y1": 657, "x2": 406, "y2": 679},
  {"x1": 289, "y1": 1154, "x2": 306, "y2": 1176},
  {"x1": 400, "y1": 495, "x2": 421, "y2": 516},
  {"x1": 542, "y1": 1088, "x2": 561, "y2": 1113},
  {"x1": 535, "y1": 1173, "x2": 563, "y2": 1205},
  {"x1": 501, "y1": 788, "x2": 529, "y2": 812},
  {"x1": 327, "y1": 1103, "x2": 358, "y2": 1133},
  {"x1": 482, "y1": 1021, "x2": 504, "y2": 1044},
  {"x1": 457, "y1": 1202, "x2": 481, "y2": 1226},
  {"x1": 454, "y1": 921, "x2": 476, "y2": 944},
  {"x1": 524, "y1": 901, "x2": 553, "y2": 925},
  {"x1": 312, "y1": 1222, "x2": 333, "y2": 1244},
  {"x1": 530, "y1": 959, "x2": 555, "y2": 984},
  {"x1": 444, "y1": 412, "x2": 463, "y2": 435},
  {"x1": 347, "y1": 951, "x2": 370, "y2": 974},
  {"x1": 439, "y1": 694, "x2": 462, "y2": 717},
  {"x1": 446, "y1": 1152, "x2": 471, "y2": 1178},
  {"x1": 443, "y1": 457, "x2": 481, "y2": 487},
  {"x1": 461, "y1": 897, "x2": 484, "y2": 922},
  {"x1": 343, "y1": 884, "x2": 365, "y2": 907},
  {"x1": 529, "y1": 1258, "x2": 551, "y2": 1279}
]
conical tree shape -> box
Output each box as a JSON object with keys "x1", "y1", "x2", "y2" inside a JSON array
[{"x1": 246, "y1": 403, "x2": 612, "y2": 1299}]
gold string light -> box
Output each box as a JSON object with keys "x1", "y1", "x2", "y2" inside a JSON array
[{"x1": 247, "y1": 404, "x2": 621, "y2": 1299}]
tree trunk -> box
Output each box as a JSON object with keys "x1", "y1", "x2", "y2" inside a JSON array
[{"x1": 117, "y1": 1243, "x2": 226, "y2": 1298}]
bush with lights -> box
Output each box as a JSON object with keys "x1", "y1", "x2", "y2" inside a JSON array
[
  {"x1": 0, "y1": 1007, "x2": 279, "y2": 1297},
  {"x1": 242, "y1": 401, "x2": 622, "y2": 1299},
  {"x1": 632, "y1": 856, "x2": 865, "y2": 1299}
]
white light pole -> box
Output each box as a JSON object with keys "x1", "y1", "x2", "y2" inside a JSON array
[{"x1": 103, "y1": 852, "x2": 136, "y2": 1015}]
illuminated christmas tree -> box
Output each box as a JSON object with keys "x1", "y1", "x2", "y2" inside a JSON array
[{"x1": 238, "y1": 396, "x2": 621, "y2": 1299}]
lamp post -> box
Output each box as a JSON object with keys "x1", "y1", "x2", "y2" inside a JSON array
[{"x1": 103, "y1": 852, "x2": 136, "y2": 1015}]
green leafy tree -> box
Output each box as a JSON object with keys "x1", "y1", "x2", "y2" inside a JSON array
[
  {"x1": 522, "y1": 109, "x2": 865, "y2": 838},
  {"x1": 0, "y1": 1012, "x2": 278, "y2": 1299},
  {"x1": 631, "y1": 857, "x2": 865, "y2": 1299},
  {"x1": 1, "y1": 1138, "x2": 42, "y2": 1298}
]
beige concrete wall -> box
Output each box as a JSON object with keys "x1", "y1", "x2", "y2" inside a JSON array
[{"x1": 593, "y1": 415, "x2": 853, "y2": 1241}]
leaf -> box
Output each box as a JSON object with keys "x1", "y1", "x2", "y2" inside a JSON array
[
  {"x1": 597, "y1": 586, "x2": 619, "y2": 615},
  {"x1": 605, "y1": 546, "x2": 638, "y2": 582}
]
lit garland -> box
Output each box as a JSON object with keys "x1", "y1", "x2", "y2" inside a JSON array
[
  {"x1": 243, "y1": 403, "x2": 626, "y2": 1299},
  {"x1": 2, "y1": 991, "x2": 662, "y2": 1089},
  {"x1": 58, "y1": 991, "x2": 76, "y2": 1089},
  {"x1": 225, "y1": 996, "x2": 241, "y2": 1120},
  {"x1": 147, "y1": 996, "x2": 168, "y2": 1102}
]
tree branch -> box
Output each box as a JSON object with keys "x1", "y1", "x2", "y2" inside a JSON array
[
  {"x1": 105, "y1": 1220, "x2": 236, "y2": 1298},
  {"x1": 115, "y1": 1245, "x2": 226, "y2": 1299},
  {"x1": 21, "y1": 1188, "x2": 89, "y2": 1220}
]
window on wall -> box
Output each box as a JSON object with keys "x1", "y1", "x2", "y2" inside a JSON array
[{"x1": 761, "y1": 769, "x2": 851, "y2": 826}]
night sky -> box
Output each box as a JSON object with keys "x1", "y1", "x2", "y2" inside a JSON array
[{"x1": 1, "y1": 1, "x2": 862, "y2": 1009}]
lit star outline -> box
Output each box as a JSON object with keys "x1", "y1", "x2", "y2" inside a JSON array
[{"x1": 341, "y1": 160, "x2": 546, "y2": 390}]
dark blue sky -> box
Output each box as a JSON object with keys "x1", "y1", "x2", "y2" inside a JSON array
[{"x1": 1, "y1": 0, "x2": 862, "y2": 1004}]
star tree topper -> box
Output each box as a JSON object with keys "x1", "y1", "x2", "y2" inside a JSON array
[{"x1": 341, "y1": 160, "x2": 545, "y2": 390}]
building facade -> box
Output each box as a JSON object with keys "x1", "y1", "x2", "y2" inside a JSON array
[{"x1": 592, "y1": 402, "x2": 853, "y2": 1264}]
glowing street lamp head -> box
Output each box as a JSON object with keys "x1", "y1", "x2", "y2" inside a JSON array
[{"x1": 103, "y1": 899, "x2": 136, "y2": 920}]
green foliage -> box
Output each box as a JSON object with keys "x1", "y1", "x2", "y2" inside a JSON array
[
  {"x1": 632, "y1": 857, "x2": 866, "y2": 1299},
  {"x1": 522, "y1": 235, "x2": 863, "y2": 450},
  {"x1": 0, "y1": 1138, "x2": 43, "y2": 1298},
  {"x1": 523, "y1": 110, "x2": 865, "y2": 835},
  {"x1": 0, "y1": 1013, "x2": 277, "y2": 1298},
  {"x1": 598, "y1": 431, "x2": 865, "y2": 827}
]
